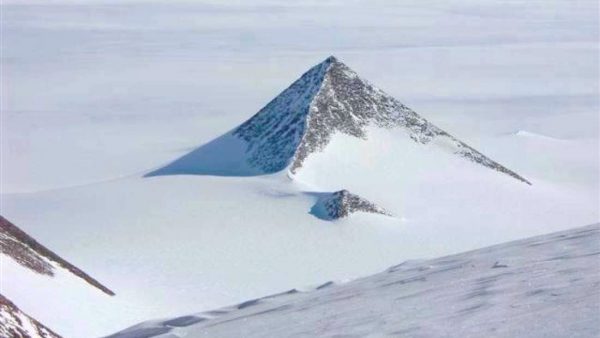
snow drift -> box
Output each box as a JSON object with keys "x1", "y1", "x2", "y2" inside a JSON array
[{"x1": 108, "y1": 223, "x2": 600, "y2": 338}]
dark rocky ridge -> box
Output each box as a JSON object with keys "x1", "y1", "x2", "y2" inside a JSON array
[
  {"x1": 234, "y1": 58, "x2": 329, "y2": 173},
  {"x1": 234, "y1": 56, "x2": 531, "y2": 184},
  {"x1": 0, "y1": 216, "x2": 115, "y2": 296},
  {"x1": 315, "y1": 190, "x2": 391, "y2": 220},
  {"x1": 0, "y1": 294, "x2": 61, "y2": 338}
]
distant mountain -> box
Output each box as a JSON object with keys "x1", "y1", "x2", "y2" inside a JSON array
[
  {"x1": 148, "y1": 56, "x2": 529, "y2": 185},
  {"x1": 107, "y1": 223, "x2": 600, "y2": 338}
]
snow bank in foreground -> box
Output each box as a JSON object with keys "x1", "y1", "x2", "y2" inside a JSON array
[{"x1": 108, "y1": 223, "x2": 600, "y2": 338}]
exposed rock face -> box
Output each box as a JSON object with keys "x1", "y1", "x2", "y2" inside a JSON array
[
  {"x1": 0, "y1": 216, "x2": 115, "y2": 296},
  {"x1": 315, "y1": 190, "x2": 391, "y2": 220},
  {"x1": 0, "y1": 294, "x2": 61, "y2": 338},
  {"x1": 234, "y1": 56, "x2": 530, "y2": 184},
  {"x1": 234, "y1": 59, "x2": 329, "y2": 173}
]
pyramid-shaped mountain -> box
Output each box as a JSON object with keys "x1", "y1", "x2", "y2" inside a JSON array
[{"x1": 147, "y1": 56, "x2": 530, "y2": 184}]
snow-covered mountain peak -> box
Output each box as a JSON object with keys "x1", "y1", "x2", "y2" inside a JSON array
[
  {"x1": 149, "y1": 57, "x2": 530, "y2": 184},
  {"x1": 234, "y1": 54, "x2": 407, "y2": 174}
]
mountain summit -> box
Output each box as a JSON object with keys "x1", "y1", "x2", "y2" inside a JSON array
[{"x1": 148, "y1": 56, "x2": 530, "y2": 184}]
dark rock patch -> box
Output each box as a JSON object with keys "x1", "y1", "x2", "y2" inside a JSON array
[{"x1": 311, "y1": 190, "x2": 391, "y2": 220}]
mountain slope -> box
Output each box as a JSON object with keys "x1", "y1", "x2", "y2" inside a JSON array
[
  {"x1": 107, "y1": 223, "x2": 600, "y2": 338},
  {"x1": 0, "y1": 216, "x2": 117, "y2": 337},
  {"x1": 0, "y1": 294, "x2": 61, "y2": 338},
  {"x1": 0, "y1": 216, "x2": 114, "y2": 296},
  {"x1": 148, "y1": 56, "x2": 530, "y2": 184}
]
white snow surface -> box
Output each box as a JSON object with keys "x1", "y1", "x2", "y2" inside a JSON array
[
  {"x1": 1, "y1": 1, "x2": 599, "y2": 337},
  {"x1": 107, "y1": 223, "x2": 600, "y2": 338}
]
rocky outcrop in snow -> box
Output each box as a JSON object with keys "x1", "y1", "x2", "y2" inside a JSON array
[
  {"x1": 312, "y1": 190, "x2": 391, "y2": 220},
  {"x1": 0, "y1": 294, "x2": 61, "y2": 338},
  {"x1": 152, "y1": 56, "x2": 530, "y2": 184}
]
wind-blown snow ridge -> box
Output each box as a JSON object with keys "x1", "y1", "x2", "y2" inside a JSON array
[
  {"x1": 107, "y1": 223, "x2": 600, "y2": 338},
  {"x1": 150, "y1": 56, "x2": 530, "y2": 184},
  {"x1": 311, "y1": 189, "x2": 391, "y2": 220}
]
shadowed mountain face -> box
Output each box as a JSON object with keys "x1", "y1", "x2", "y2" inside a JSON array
[{"x1": 146, "y1": 56, "x2": 529, "y2": 184}]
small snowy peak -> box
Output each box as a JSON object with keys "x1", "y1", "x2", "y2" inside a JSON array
[
  {"x1": 0, "y1": 294, "x2": 61, "y2": 338},
  {"x1": 515, "y1": 130, "x2": 540, "y2": 137},
  {"x1": 0, "y1": 216, "x2": 114, "y2": 296},
  {"x1": 311, "y1": 190, "x2": 391, "y2": 220},
  {"x1": 149, "y1": 56, "x2": 529, "y2": 184},
  {"x1": 512, "y1": 130, "x2": 566, "y2": 142}
]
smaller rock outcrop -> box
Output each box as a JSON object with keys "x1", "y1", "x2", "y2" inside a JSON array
[{"x1": 312, "y1": 190, "x2": 391, "y2": 220}]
